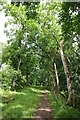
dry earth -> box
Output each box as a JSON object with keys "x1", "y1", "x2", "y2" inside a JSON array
[{"x1": 33, "y1": 90, "x2": 54, "y2": 120}]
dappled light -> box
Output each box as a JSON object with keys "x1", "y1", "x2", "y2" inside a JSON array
[
  {"x1": 37, "y1": 108, "x2": 52, "y2": 112},
  {"x1": 31, "y1": 88, "x2": 42, "y2": 94},
  {"x1": 11, "y1": 105, "x2": 23, "y2": 109},
  {"x1": 9, "y1": 91, "x2": 27, "y2": 95}
]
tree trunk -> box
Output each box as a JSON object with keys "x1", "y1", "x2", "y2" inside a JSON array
[
  {"x1": 26, "y1": 65, "x2": 28, "y2": 86},
  {"x1": 53, "y1": 78, "x2": 56, "y2": 95},
  {"x1": 12, "y1": 75, "x2": 15, "y2": 91},
  {"x1": 54, "y1": 62, "x2": 59, "y2": 96},
  {"x1": 59, "y1": 40, "x2": 73, "y2": 106},
  {"x1": 18, "y1": 59, "x2": 21, "y2": 71},
  {"x1": 53, "y1": 62, "x2": 57, "y2": 95}
]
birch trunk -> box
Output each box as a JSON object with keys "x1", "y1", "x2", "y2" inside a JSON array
[
  {"x1": 59, "y1": 40, "x2": 73, "y2": 106},
  {"x1": 54, "y1": 62, "x2": 59, "y2": 96}
]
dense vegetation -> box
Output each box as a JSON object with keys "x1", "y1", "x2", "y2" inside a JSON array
[
  {"x1": 47, "y1": 92, "x2": 80, "y2": 119},
  {"x1": 0, "y1": 0, "x2": 80, "y2": 119}
]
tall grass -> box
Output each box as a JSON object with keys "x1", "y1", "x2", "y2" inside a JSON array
[{"x1": 47, "y1": 92, "x2": 80, "y2": 119}]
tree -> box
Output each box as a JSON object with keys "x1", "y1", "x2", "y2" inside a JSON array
[
  {"x1": 59, "y1": 40, "x2": 73, "y2": 106},
  {"x1": 58, "y1": 1, "x2": 80, "y2": 107}
]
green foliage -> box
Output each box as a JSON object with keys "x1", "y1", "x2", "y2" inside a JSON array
[
  {"x1": 1, "y1": 64, "x2": 26, "y2": 90},
  {"x1": 1, "y1": 65, "x2": 14, "y2": 90},
  {"x1": 58, "y1": 2, "x2": 80, "y2": 108},
  {"x1": 2, "y1": 2, "x2": 60, "y2": 89},
  {"x1": 58, "y1": 2, "x2": 80, "y2": 40},
  {"x1": 0, "y1": 42, "x2": 2, "y2": 69}
]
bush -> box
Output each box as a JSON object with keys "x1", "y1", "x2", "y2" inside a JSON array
[{"x1": 1, "y1": 64, "x2": 26, "y2": 90}]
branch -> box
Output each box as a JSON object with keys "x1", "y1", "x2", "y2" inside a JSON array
[
  {"x1": 73, "y1": 65, "x2": 80, "y2": 78},
  {"x1": 59, "y1": 40, "x2": 64, "y2": 47}
]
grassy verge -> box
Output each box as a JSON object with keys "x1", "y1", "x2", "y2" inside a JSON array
[
  {"x1": 1, "y1": 86, "x2": 42, "y2": 119},
  {"x1": 47, "y1": 92, "x2": 80, "y2": 119}
]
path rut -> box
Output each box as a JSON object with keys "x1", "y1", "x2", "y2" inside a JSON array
[{"x1": 33, "y1": 90, "x2": 54, "y2": 120}]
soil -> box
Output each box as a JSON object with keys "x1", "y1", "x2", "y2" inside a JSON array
[{"x1": 33, "y1": 90, "x2": 54, "y2": 120}]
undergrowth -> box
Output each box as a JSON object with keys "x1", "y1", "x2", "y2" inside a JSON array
[{"x1": 47, "y1": 92, "x2": 80, "y2": 119}]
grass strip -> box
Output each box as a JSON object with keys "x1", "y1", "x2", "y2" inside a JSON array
[{"x1": 1, "y1": 86, "x2": 42, "y2": 118}]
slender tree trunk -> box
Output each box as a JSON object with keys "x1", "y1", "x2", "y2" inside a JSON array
[
  {"x1": 11, "y1": 59, "x2": 21, "y2": 90},
  {"x1": 59, "y1": 40, "x2": 73, "y2": 106},
  {"x1": 53, "y1": 62, "x2": 57, "y2": 95},
  {"x1": 26, "y1": 65, "x2": 28, "y2": 86},
  {"x1": 18, "y1": 59, "x2": 21, "y2": 71},
  {"x1": 12, "y1": 75, "x2": 15, "y2": 91},
  {"x1": 53, "y1": 78, "x2": 56, "y2": 95},
  {"x1": 54, "y1": 62, "x2": 59, "y2": 96}
]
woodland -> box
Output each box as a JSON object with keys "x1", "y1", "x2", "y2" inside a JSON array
[{"x1": 0, "y1": 0, "x2": 80, "y2": 119}]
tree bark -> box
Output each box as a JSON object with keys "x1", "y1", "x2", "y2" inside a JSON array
[
  {"x1": 59, "y1": 40, "x2": 73, "y2": 106},
  {"x1": 54, "y1": 62, "x2": 59, "y2": 96}
]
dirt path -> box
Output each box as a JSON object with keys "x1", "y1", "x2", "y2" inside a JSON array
[{"x1": 33, "y1": 90, "x2": 54, "y2": 120}]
